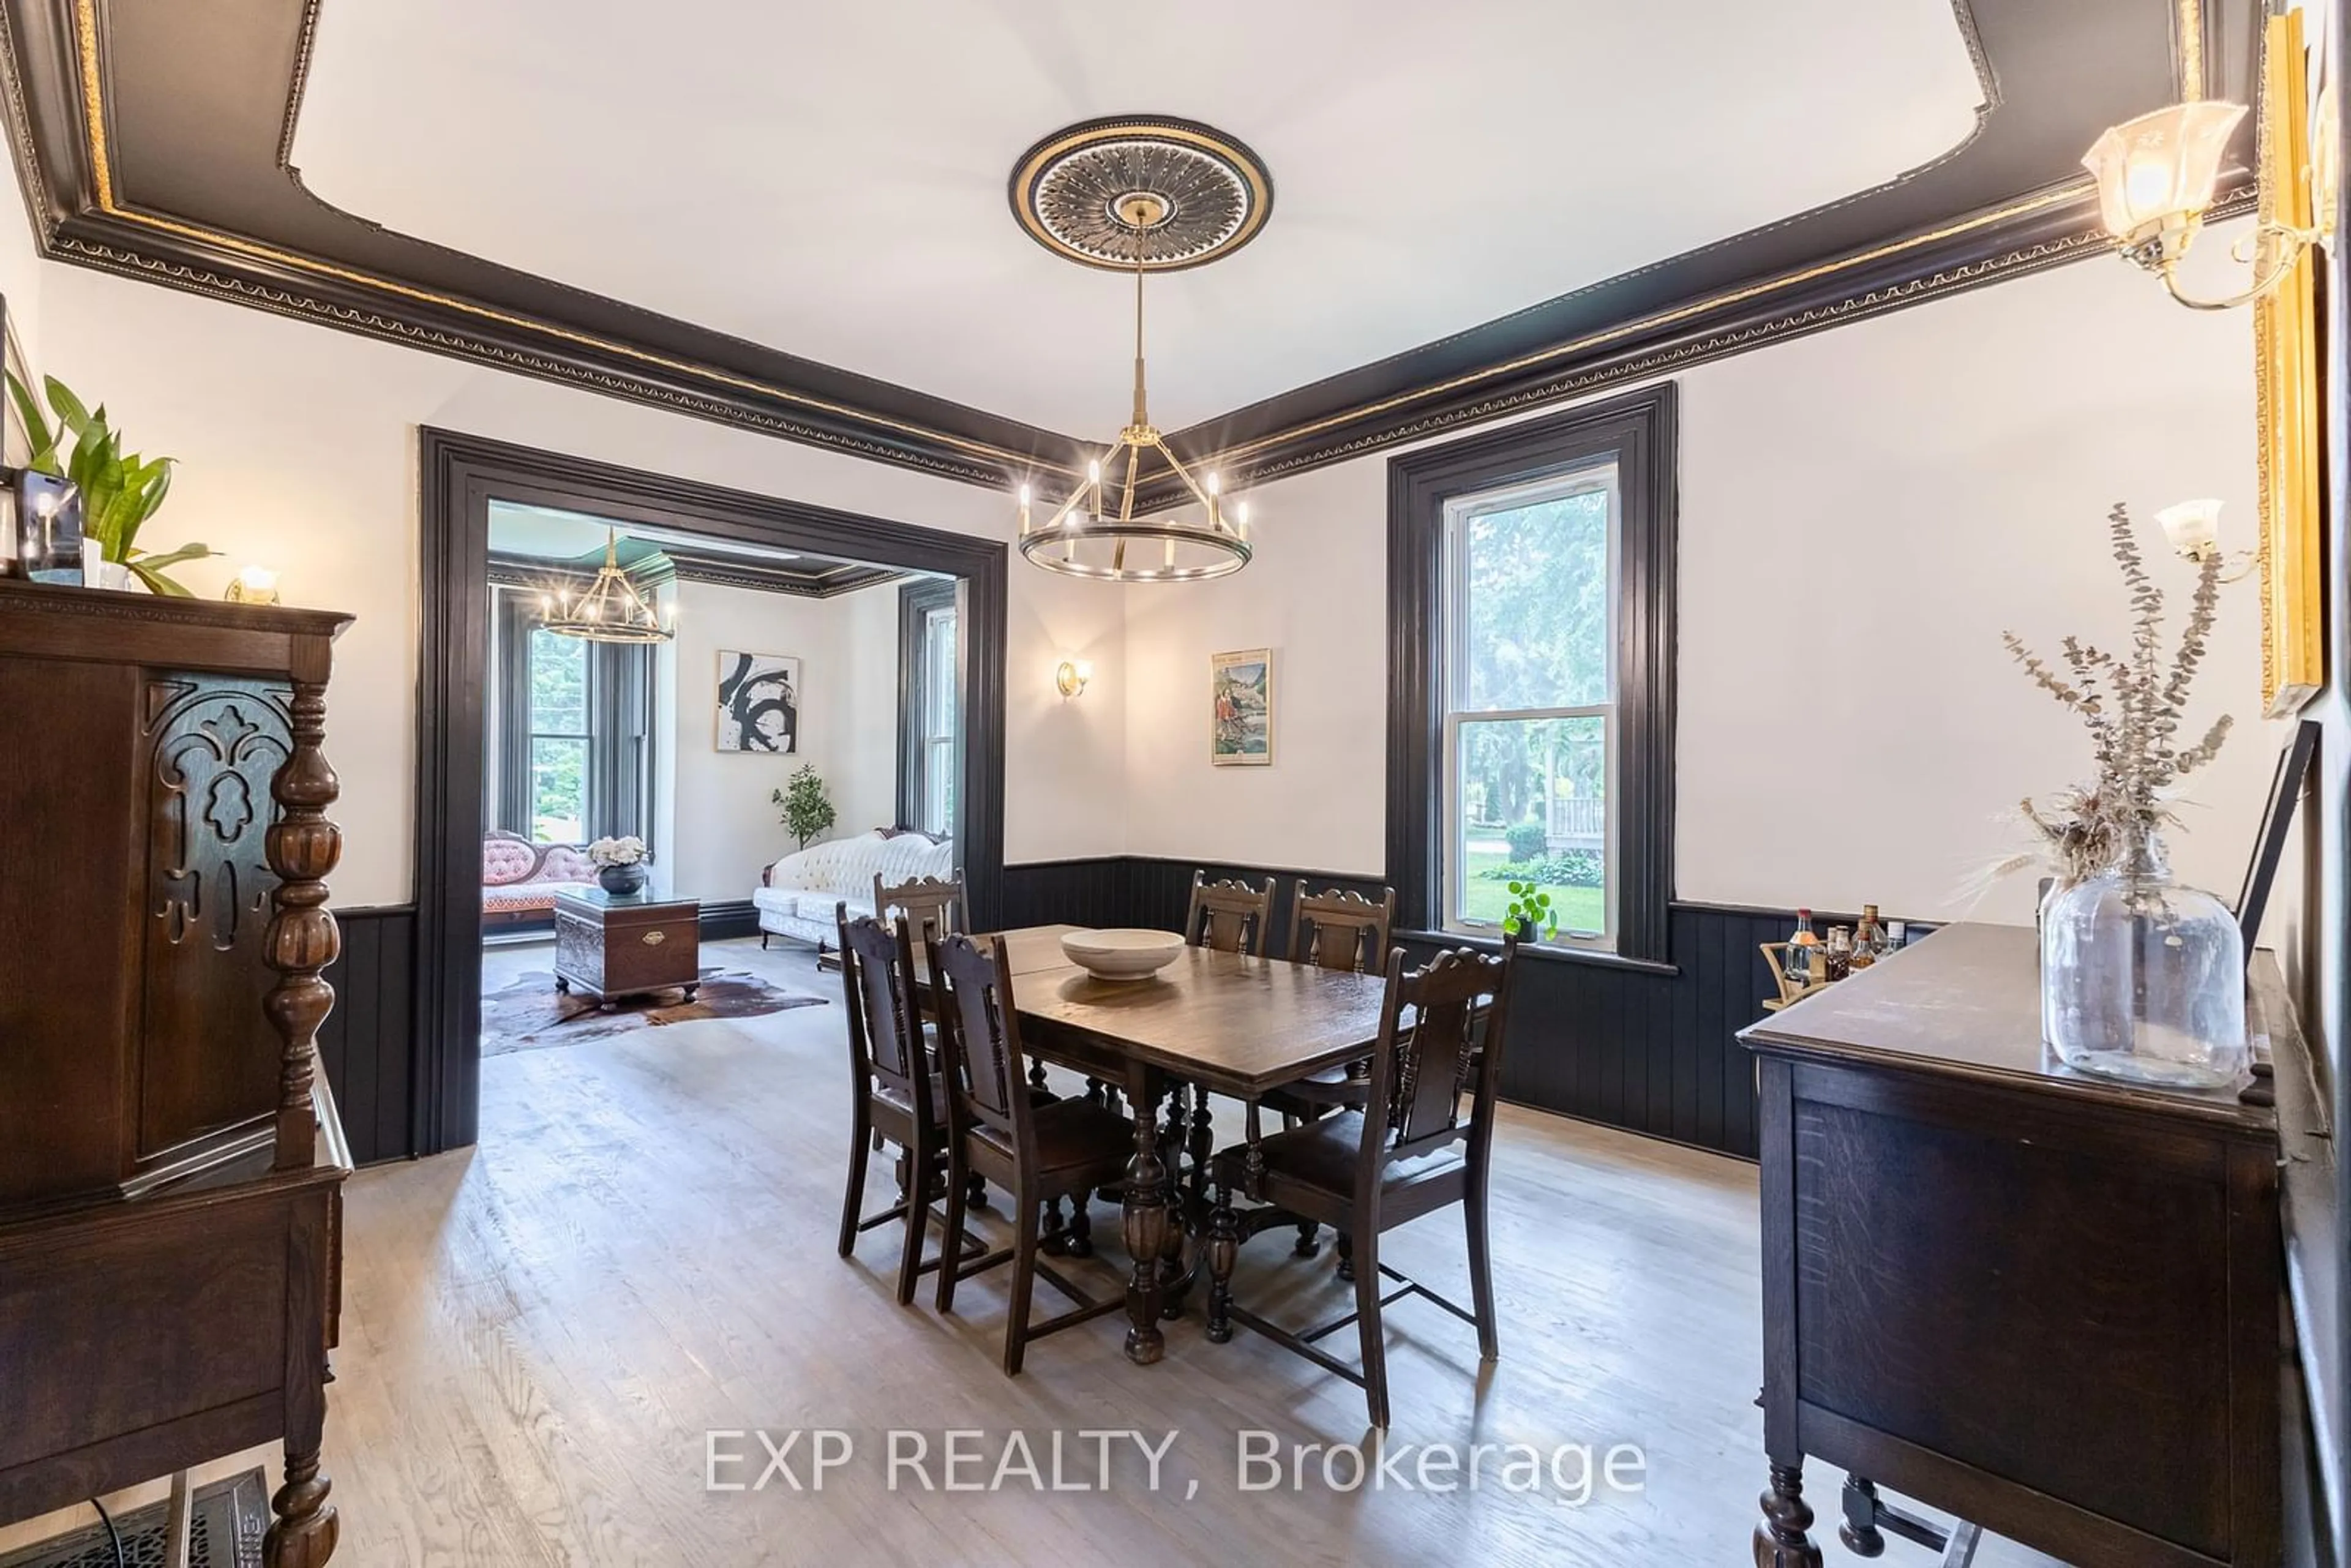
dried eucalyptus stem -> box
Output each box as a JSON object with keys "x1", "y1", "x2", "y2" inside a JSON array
[{"x1": 2000, "y1": 502, "x2": 2232, "y2": 883}]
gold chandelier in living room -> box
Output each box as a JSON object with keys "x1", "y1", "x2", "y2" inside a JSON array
[
  {"x1": 1010, "y1": 118, "x2": 1272, "y2": 583},
  {"x1": 541, "y1": 527, "x2": 673, "y2": 643}
]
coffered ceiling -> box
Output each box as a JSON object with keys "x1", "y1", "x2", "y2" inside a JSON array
[
  {"x1": 0, "y1": 0, "x2": 2258, "y2": 495},
  {"x1": 292, "y1": 0, "x2": 1983, "y2": 435}
]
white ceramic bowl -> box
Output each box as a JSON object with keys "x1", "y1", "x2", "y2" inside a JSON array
[{"x1": 1060, "y1": 928, "x2": 1187, "y2": 982}]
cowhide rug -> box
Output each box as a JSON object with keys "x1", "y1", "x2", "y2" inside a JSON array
[{"x1": 480, "y1": 967, "x2": 827, "y2": 1057}]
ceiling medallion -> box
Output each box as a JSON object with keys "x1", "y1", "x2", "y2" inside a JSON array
[
  {"x1": 541, "y1": 528, "x2": 674, "y2": 642},
  {"x1": 1010, "y1": 116, "x2": 1274, "y2": 272},
  {"x1": 1012, "y1": 119, "x2": 1269, "y2": 584}
]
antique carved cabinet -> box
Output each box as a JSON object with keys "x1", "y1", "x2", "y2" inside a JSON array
[
  {"x1": 0, "y1": 582, "x2": 353, "y2": 1567},
  {"x1": 1740, "y1": 922, "x2": 2288, "y2": 1568}
]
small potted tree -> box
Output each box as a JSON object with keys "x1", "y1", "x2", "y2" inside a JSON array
[{"x1": 773, "y1": 765, "x2": 836, "y2": 850}]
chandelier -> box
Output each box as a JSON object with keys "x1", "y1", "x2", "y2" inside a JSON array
[
  {"x1": 1010, "y1": 118, "x2": 1272, "y2": 583},
  {"x1": 542, "y1": 527, "x2": 673, "y2": 643}
]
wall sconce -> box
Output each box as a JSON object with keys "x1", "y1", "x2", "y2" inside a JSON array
[
  {"x1": 223, "y1": 565, "x2": 280, "y2": 604},
  {"x1": 2154, "y1": 498, "x2": 2254, "y2": 582},
  {"x1": 2082, "y1": 15, "x2": 2326, "y2": 310},
  {"x1": 1055, "y1": 658, "x2": 1092, "y2": 698}
]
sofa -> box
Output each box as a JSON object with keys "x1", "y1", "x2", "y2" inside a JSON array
[
  {"x1": 755, "y1": 829, "x2": 955, "y2": 950},
  {"x1": 482, "y1": 830, "x2": 598, "y2": 930}
]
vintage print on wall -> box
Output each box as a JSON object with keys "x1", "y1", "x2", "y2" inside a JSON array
[
  {"x1": 2254, "y1": 6, "x2": 2326, "y2": 716},
  {"x1": 1210, "y1": 648, "x2": 1273, "y2": 766},
  {"x1": 716, "y1": 651, "x2": 801, "y2": 754}
]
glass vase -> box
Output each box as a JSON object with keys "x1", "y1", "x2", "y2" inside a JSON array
[{"x1": 2039, "y1": 830, "x2": 2246, "y2": 1089}]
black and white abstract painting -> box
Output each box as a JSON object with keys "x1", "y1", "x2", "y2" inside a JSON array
[{"x1": 716, "y1": 650, "x2": 800, "y2": 753}]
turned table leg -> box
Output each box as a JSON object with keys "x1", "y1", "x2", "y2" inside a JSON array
[
  {"x1": 1119, "y1": 1067, "x2": 1170, "y2": 1364},
  {"x1": 264, "y1": 1446, "x2": 337, "y2": 1568},
  {"x1": 1755, "y1": 1460, "x2": 1824, "y2": 1568},
  {"x1": 1204, "y1": 1172, "x2": 1240, "y2": 1343}
]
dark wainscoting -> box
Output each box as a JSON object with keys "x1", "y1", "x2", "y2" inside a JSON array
[
  {"x1": 999, "y1": 857, "x2": 1889, "y2": 1160},
  {"x1": 317, "y1": 905, "x2": 417, "y2": 1168}
]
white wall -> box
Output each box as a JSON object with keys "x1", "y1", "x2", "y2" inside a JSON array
[
  {"x1": 657, "y1": 574, "x2": 902, "y2": 901},
  {"x1": 1122, "y1": 257, "x2": 2305, "y2": 937},
  {"x1": 12, "y1": 247, "x2": 1128, "y2": 906}
]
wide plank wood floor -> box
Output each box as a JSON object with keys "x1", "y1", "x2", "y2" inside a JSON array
[{"x1": 5, "y1": 937, "x2": 2056, "y2": 1566}]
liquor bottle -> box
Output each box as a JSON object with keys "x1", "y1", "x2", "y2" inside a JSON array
[
  {"x1": 1786, "y1": 908, "x2": 1819, "y2": 988},
  {"x1": 1852, "y1": 904, "x2": 1884, "y2": 968},
  {"x1": 1823, "y1": 925, "x2": 1854, "y2": 982}
]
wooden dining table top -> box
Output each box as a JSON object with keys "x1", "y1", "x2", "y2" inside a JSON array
[{"x1": 926, "y1": 925, "x2": 1393, "y2": 1098}]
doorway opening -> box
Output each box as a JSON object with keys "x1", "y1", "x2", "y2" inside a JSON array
[{"x1": 416, "y1": 430, "x2": 1007, "y2": 1155}]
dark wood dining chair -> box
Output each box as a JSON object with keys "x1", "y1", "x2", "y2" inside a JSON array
[
  {"x1": 1206, "y1": 939, "x2": 1519, "y2": 1428},
  {"x1": 1263, "y1": 885, "x2": 1398, "y2": 1116},
  {"x1": 929, "y1": 933, "x2": 1137, "y2": 1375},
  {"x1": 1185, "y1": 871, "x2": 1274, "y2": 955},
  {"x1": 874, "y1": 871, "x2": 964, "y2": 943},
  {"x1": 834, "y1": 906, "x2": 973, "y2": 1307}
]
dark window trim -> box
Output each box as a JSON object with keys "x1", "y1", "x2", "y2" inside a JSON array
[
  {"x1": 897, "y1": 576, "x2": 959, "y2": 835},
  {"x1": 490, "y1": 588, "x2": 653, "y2": 847},
  {"x1": 1386, "y1": 383, "x2": 1677, "y2": 965},
  {"x1": 418, "y1": 428, "x2": 1009, "y2": 1157}
]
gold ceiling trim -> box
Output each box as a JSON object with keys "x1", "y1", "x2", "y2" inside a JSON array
[
  {"x1": 66, "y1": 0, "x2": 1073, "y2": 480},
  {"x1": 55, "y1": 0, "x2": 2189, "y2": 500},
  {"x1": 1197, "y1": 181, "x2": 2090, "y2": 470}
]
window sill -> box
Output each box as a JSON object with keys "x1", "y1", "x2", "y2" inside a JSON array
[{"x1": 1396, "y1": 928, "x2": 1679, "y2": 978}]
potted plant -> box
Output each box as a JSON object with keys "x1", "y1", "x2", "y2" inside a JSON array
[
  {"x1": 773, "y1": 765, "x2": 836, "y2": 850},
  {"x1": 6, "y1": 372, "x2": 215, "y2": 594},
  {"x1": 586, "y1": 835, "x2": 650, "y2": 896},
  {"x1": 1501, "y1": 880, "x2": 1557, "y2": 943}
]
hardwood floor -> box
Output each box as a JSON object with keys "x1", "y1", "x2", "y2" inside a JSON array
[{"x1": 3, "y1": 937, "x2": 2058, "y2": 1566}]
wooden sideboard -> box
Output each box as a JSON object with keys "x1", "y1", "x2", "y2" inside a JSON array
[
  {"x1": 0, "y1": 581, "x2": 354, "y2": 1567},
  {"x1": 1739, "y1": 921, "x2": 2289, "y2": 1568}
]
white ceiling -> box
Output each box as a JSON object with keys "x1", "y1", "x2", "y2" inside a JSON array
[
  {"x1": 487, "y1": 500, "x2": 891, "y2": 574},
  {"x1": 295, "y1": 1, "x2": 1984, "y2": 435}
]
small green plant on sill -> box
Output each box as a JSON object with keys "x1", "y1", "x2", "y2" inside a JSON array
[
  {"x1": 1502, "y1": 879, "x2": 1558, "y2": 942},
  {"x1": 6, "y1": 370, "x2": 216, "y2": 595},
  {"x1": 772, "y1": 764, "x2": 837, "y2": 851}
]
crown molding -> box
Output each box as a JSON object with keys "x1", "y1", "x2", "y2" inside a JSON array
[{"x1": 0, "y1": 0, "x2": 2262, "y2": 506}]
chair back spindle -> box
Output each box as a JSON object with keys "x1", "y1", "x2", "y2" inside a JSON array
[
  {"x1": 1186, "y1": 871, "x2": 1274, "y2": 956},
  {"x1": 1290, "y1": 886, "x2": 1397, "y2": 975}
]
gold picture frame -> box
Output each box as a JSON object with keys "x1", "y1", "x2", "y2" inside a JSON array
[
  {"x1": 2254, "y1": 7, "x2": 2326, "y2": 716},
  {"x1": 1209, "y1": 648, "x2": 1273, "y2": 766}
]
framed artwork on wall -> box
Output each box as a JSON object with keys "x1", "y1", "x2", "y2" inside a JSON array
[
  {"x1": 2253, "y1": 7, "x2": 2326, "y2": 716},
  {"x1": 1210, "y1": 648, "x2": 1273, "y2": 766},
  {"x1": 716, "y1": 650, "x2": 800, "y2": 754}
]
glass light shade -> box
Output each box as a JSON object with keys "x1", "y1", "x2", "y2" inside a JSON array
[
  {"x1": 2154, "y1": 498, "x2": 2224, "y2": 558},
  {"x1": 2082, "y1": 101, "x2": 2248, "y2": 249}
]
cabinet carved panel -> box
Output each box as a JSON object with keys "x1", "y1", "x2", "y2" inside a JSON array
[{"x1": 140, "y1": 675, "x2": 294, "y2": 1163}]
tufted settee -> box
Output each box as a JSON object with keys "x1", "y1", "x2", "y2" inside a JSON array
[
  {"x1": 754, "y1": 829, "x2": 955, "y2": 951},
  {"x1": 482, "y1": 830, "x2": 598, "y2": 929}
]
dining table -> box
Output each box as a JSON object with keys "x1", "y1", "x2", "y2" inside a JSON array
[{"x1": 918, "y1": 924, "x2": 1394, "y2": 1365}]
